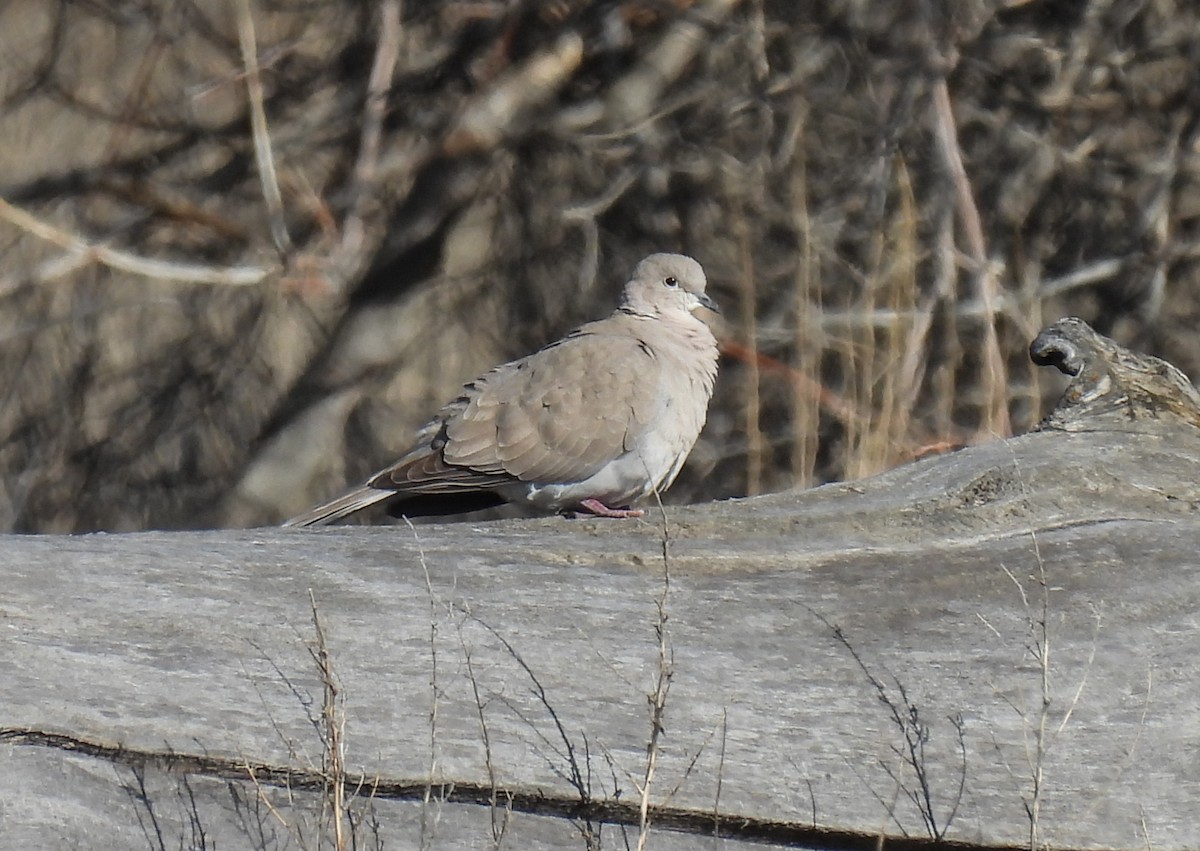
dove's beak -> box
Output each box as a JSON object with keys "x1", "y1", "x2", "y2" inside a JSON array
[{"x1": 693, "y1": 292, "x2": 721, "y2": 315}]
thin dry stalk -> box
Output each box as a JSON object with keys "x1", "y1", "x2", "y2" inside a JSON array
[
  {"x1": 1000, "y1": 547, "x2": 1103, "y2": 851},
  {"x1": 634, "y1": 490, "x2": 674, "y2": 851},
  {"x1": 997, "y1": 448, "x2": 1105, "y2": 851},
  {"x1": 1078, "y1": 667, "x2": 1153, "y2": 828},
  {"x1": 874, "y1": 155, "x2": 920, "y2": 469},
  {"x1": 242, "y1": 640, "x2": 317, "y2": 766},
  {"x1": 931, "y1": 202, "x2": 961, "y2": 437},
  {"x1": 733, "y1": 198, "x2": 764, "y2": 495},
  {"x1": 891, "y1": 158, "x2": 941, "y2": 436},
  {"x1": 238, "y1": 646, "x2": 316, "y2": 848},
  {"x1": 458, "y1": 629, "x2": 514, "y2": 848},
  {"x1": 307, "y1": 589, "x2": 348, "y2": 850},
  {"x1": 788, "y1": 114, "x2": 821, "y2": 488},
  {"x1": 464, "y1": 612, "x2": 590, "y2": 803},
  {"x1": 240, "y1": 601, "x2": 373, "y2": 850},
  {"x1": 930, "y1": 77, "x2": 1010, "y2": 438},
  {"x1": 659, "y1": 715, "x2": 721, "y2": 809},
  {"x1": 842, "y1": 224, "x2": 884, "y2": 480},
  {"x1": 814, "y1": 605, "x2": 965, "y2": 840},
  {"x1": 464, "y1": 606, "x2": 601, "y2": 850},
  {"x1": 405, "y1": 517, "x2": 448, "y2": 849},
  {"x1": 244, "y1": 760, "x2": 293, "y2": 832},
  {"x1": 122, "y1": 764, "x2": 167, "y2": 851},
  {"x1": 234, "y1": 0, "x2": 293, "y2": 258},
  {"x1": 845, "y1": 750, "x2": 904, "y2": 841},
  {"x1": 562, "y1": 169, "x2": 638, "y2": 293},
  {"x1": 843, "y1": 152, "x2": 921, "y2": 480},
  {"x1": 712, "y1": 708, "x2": 728, "y2": 836},
  {"x1": 1139, "y1": 807, "x2": 1154, "y2": 851},
  {"x1": 1022, "y1": 559, "x2": 1047, "y2": 850}
]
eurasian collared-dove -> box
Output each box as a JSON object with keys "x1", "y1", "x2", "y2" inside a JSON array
[{"x1": 284, "y1": 253, "x2": 720, "y2": 526}]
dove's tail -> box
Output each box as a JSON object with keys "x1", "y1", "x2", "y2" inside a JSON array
[{"x1": 283, "y1": 486, "x2": 392, "y2": 527}]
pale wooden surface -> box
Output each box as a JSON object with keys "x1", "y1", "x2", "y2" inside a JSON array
[
  {"x1": 4, "y1": 319, "x2": 1200, "y2": 850},
  {"x1": 3, "y1": 423, "x2": 1200, "y2": 849}
]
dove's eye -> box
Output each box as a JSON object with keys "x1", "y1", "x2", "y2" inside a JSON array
[{"x1": 663, "y1": 276, "x2": 679, "y2": 289}]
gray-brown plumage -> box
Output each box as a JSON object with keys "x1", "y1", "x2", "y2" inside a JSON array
[{"x1": 284, "y1": 253, "x2": 720, "y2": 526}]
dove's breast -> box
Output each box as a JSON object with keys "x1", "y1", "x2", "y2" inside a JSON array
[{"x1": 637, "y1": 317, "x2": 720, "y2": 492}]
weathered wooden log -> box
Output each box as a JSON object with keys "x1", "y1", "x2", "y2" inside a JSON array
[{"x1": 3, "y1": 318, "x2": 1199, "y2": 849}]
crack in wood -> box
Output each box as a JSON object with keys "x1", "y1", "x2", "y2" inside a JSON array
[{"x1": 2, "y1": 726, "x2": 1083, "y2": 851}]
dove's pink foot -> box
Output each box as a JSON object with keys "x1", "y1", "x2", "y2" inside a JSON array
[{"x1": 577, "y1": 498, "x2": 645, "y2": 518}]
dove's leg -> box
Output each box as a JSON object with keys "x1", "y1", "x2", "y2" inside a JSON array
[{"x1": 577, "y1": 498, "x2": 645, "y2": 518}]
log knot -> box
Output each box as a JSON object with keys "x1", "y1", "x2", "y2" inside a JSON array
[{"x1": 1030, "y1": 317, "x2": 1200, "y2": 432}]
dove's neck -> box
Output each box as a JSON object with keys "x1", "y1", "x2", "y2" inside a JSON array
[
  {"x1": 637, "y1": 309, "x2": 719, "y2": 393},
  {"x1": 615, "y1": 304, "x2": 657, "y2": 320},
  {"x1": 617, "y1": 304, "x2": 709, "y2": 325}
]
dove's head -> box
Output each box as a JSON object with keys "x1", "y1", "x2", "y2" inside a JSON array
[{"x1": 622, "y1": 253, "x2": 720, "y2": 318}]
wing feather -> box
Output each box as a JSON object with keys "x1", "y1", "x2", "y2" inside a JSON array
[{"x1": 338, "y1": 318, "x2": 662, "y2": 502}]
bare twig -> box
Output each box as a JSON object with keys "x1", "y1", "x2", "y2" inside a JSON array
[
  {"x1": 1001, "y1": 551, "x2": 1104, "y2": 851},
  {"x1": 122, "y1": 764, "x2": 168, "y2": 851},
  {"x1": 404, "y1": 517, "x2": 449, "y2": 850},
  {"x1": 241, "y1": 644, "x2": 313, "y2": 767},
  {"x1": 787, "y1": 113, "x2": 821, "y2": 488},
  {"x1": 234, "y1": 0, "x2": 293, "y2": 258},
  {"x1": 1039, "y1": 258, "x2": 1124, "y2": 299},
  {"x1": 457, "y1": 626, "x2": 514, "y2": 848},
  {"x1": 813, "y1": 607, "x2": 965, "y2": 840},
  {"x1": 307, "y1": 589, "x2": 348, "y2": 850},
  {"x1": 660, "y1": 716, "x2": 721, "y2": 809},
  {"x1": 243, "y1": 760, "x2": 293, "y2": 832},
  {"x1": 713, "y1": 708, "x2": 727, "y2": 835},
  {"x1": 931, "y1": 81, "x2": 986, "y2": 268},
  {"x1": 328, "y1": 0, "x2": 403, "y2": 289},
  {"x1": 930, "y1": 76, "x2": 1010, "y2": 438},
  {"x1": 0, "y1": 194, "x2": 273, "y2": 292},
  {"x1": 633, "y1": 484, "x2": 675, "y2": 851},
  {"x1": 561, "y1": 169, "x2": 638, "y2": 292},
  {"x1": 465, "y1": 612, "x2": 590, "y2": 803}
]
